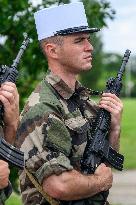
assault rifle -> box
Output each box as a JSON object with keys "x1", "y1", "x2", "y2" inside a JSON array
[
  {"x1": 60, "y1": 50, "x2": 131, "y2": 205},
  {"x1": 0, "y1": 35, "x2": 30, "y2": 169},
  {"x1": 81, "y1": 49, "x2": 131, "y2": 174}
]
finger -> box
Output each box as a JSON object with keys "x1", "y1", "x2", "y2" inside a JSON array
[
  {"x1": 99, "y1": 97, "x2": 119, "y2": 107},
  {"x1": 99, "y1": 99, "x2": 122, "y2": 110},
  {"x1": 1, "y1": 84, "x2": 18, "y2": 98},
  {"x1": 1, "y1": 84, "x2": 16, "y2": 93},
  {"x1": 0, "y1": 162, "x2": 10, "y2": 175},
  {"x1": 99, "y1": 96, "x2": 123, "y2": 110},
  {"x1": 0, "y1": 178, "x2": 9, "y2": 188},
  {"x1": 0, "y1": 169, "x2": 10, "y2": 177},
  {"x1": 0, "y1": 84, "x2": 19, "y2": 106},
  {"x1": 99, "y1": 99, "x2": 123, "y2": 111},
  {"x1": 0, "y1": 95, "x2": 12, "y2": 112},
  {"x1": 102, "y1": 93, "x2": 122, "y2": 103},
  {"x1": 1, "y1": 82, "x2": 17, "y2": 89},
  {"x1": 0, "y1": 160, "x2": 9, "y2": 166},
  {"x1": 0, "y1": 91, "x2": 15, "y2": 105},
  {"x1": 99, "y1": 103, "x2": 122, "y2": 114}
]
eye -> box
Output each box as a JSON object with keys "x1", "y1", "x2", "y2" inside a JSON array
[{"x1": 74, "y1": 38, "x2": 84, "y2": 43}]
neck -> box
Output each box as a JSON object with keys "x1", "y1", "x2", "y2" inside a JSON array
[{"x1": 49, "y1": 64, "x2": 77, "y2": 90}]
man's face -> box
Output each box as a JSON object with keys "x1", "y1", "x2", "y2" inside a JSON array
[{"x1": 57, "y1": 33, "x2": 93, "y2": 74}]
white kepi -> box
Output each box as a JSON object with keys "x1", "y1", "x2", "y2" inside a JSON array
[{"x1": 34, "y1": 2, "x2": 100, "y2": 41}]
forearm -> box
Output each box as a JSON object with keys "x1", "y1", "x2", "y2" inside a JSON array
[
  {"x1": 3, "y1": 117, "x2": 19, "y2": 144},
  {"x1": 42, "y1": 169, "x2": 102, "y2": 200},
  {"x1": 3, "y1": 125, "x2": 17, "y2": 144},
  {"x1": 109, "y1": 126, "x2": 121, "y2": 152}
]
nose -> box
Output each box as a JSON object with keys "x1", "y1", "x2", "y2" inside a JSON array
[{"x1": 84, "y1": 39, "x2": 93, "y2": 52}]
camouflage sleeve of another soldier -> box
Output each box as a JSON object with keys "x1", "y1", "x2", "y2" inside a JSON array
[{"x1": 15, "y1": 79, "x2": 74, "y2": 204}]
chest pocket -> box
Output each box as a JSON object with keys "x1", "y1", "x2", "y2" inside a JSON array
[{"x1": 64, "y1": 109, "x2": 91, "y2": 169}]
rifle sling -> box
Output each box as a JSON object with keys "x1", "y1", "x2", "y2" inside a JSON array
[{"x1": 25, "y1": 168, "x2": 60, "y2": 205}]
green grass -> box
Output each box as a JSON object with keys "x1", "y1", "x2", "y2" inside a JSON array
[
  {"x1": 5, "y1": 193, "x2": 119, "y2": 205},
  {"x1": 120, "y1": 98, "x2": 136, "y2": 169},
  {"x1": 5, "y1": 193, "x2": 22, "y2": 205},
  {"x1": 5, "y1": 193, "x2": 120, "y2": 205}
]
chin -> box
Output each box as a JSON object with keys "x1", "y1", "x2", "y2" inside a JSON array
[
  {"x1": 79, "y1": 67, "x2": 91, "y2": 74},
  {"x1": 84, "y1": 64, "x2": 92, "y2": 70}
]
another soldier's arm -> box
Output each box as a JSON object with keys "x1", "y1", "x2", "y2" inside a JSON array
[
  {"x1": 99, "y1": 93, "x2": 123, "y2": 151},
  {"x1": 0, "y1": 182, "x2": 12, "y2": 204},
  {"x1": 42, "y1": 163, "x2": 113, "y2": 200},
  {"x1": 0, "y1": 160, "x2": 10, "y2": 190},
  {"x1": 0, "y1": 82, "x2": 19, "y2": 144},
  {"x1": 0, "y1": 160, "x2": 12, "y2": 204}
]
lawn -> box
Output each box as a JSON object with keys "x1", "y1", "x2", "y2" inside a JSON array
[
  {"x1": 5, "y1": 193, "x2": 22, "y2": 205},
  {"x1": 120, "y1": 98, "x2": 136, "y2": 169}
]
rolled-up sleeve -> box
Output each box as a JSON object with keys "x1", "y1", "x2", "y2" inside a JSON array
[{"x1": 19, "y1": 112, "x2": 73, "y2": 185}]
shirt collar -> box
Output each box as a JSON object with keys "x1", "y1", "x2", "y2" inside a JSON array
[{"x1": 45, "y1": 71, "x2": 89, "y2": 100}]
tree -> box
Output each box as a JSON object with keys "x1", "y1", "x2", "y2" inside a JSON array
[
  {"x1": 0, "y1": 0, "x2": 115, "y2": 192},
  {"x1": 98, "y1": 52, "x2": 122, "y2": 91},
  {"x1": 0, "y1": 0, "x2": 70, "y2": 109}
]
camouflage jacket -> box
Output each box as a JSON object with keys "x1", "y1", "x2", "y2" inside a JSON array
[
  {"x1": 0, "y1": 183, "x2": 12, "y2": 205},
  {"x1": 0, "y1": 128, "x2": 12, "y2": 205},
  {"x1": 16, "y1": 71, "x2": 108, "y2": 205}
]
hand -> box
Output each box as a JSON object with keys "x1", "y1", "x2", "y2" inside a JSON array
[
  {"x1": 94, "y1": 163, "x2": 113, "y2": 192},
  {"x1": 98, "y1": 92, "x2": 123, "y2": 131},
  {"x1": 0, "y1": 82, "x2": 19, "y2": 143},
  {"x1": 0, "y1": 160, "x2": 10, "y2": 190}
]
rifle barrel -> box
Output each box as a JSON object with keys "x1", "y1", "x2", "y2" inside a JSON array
[
  {"x1": 117, "y1": 49, "x2": 131, "y2": 80},
  {"x1": 12, "y1": 36, "x2": 30, "y2": 68}
]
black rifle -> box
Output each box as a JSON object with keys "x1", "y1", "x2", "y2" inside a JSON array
[
  {"x1": 0, "y1": 35, "x2": 30, "y2": 169},
  {"x1": 61, "y1": 50, "x2": 131, "y2": 205},
  {"x1": 80, "y1": 49, "x2": 131, "y2": 174}
]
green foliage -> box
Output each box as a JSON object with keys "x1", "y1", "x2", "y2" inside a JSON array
[
  {"x1": 5, "y1": 193, "x2": 22, "y2": 205},
  {"x1": 97, "y1": 52, "x2": 122, "y2": 91},
  {"x1": 83, "y1": 0, "x2": 115, "y2": 28},
  {"x1": 102, "y1": 52, "x2": 122, "y2": 72},
  {"x1": 97, "y1": 52, "x2": 136, "y2": 97}
]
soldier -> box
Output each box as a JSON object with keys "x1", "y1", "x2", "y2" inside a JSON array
[
  {"x1": 0, "y1": 82, "x2": 19, "y2": 204},
  {"x1": 16, "y1": 2, "x2": 123, "y2": 205}
]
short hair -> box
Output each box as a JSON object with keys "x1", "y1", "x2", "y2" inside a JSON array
[{"x1": 39, "y1": 35, "x2": 64, "y2": 57}]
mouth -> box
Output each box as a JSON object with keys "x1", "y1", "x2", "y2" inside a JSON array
[{"x1": 84, "y1": 55, "x2": 92, "y2": 60}]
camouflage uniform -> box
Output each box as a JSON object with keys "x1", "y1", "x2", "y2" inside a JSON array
[
  {"x1": 16, "y1": 71, "x2": 109, "y2": 205},
  {"x1": 0, "y1": 128, "x2": 12, "y2": 205},
  {"x1": 0, "y1": 183, "x2": 12, "y2": 205}
]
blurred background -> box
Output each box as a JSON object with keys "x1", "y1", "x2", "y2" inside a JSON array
[{"x1": 0, "y1": 0, "x2": 135, "y2": 204}]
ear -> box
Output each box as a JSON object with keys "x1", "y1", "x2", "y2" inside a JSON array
[{"x1": 44, "y1": 43, "x2": 59, "y2": 59}]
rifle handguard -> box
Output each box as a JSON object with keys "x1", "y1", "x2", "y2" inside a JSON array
[{"x1": 0, "y1": 137, "x2": 24, "y2": 169}]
